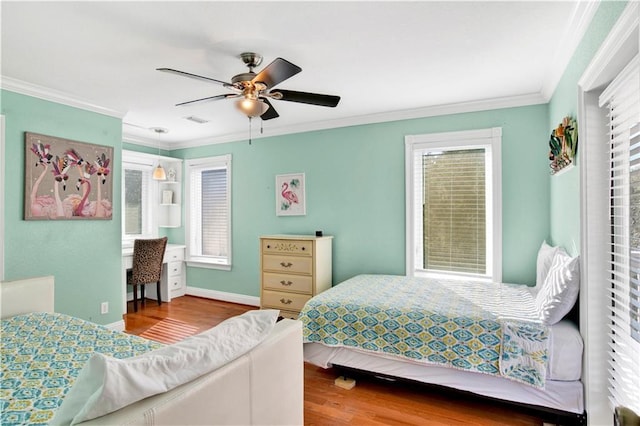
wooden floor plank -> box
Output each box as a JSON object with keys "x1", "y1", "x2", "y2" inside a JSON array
[{"x1": 124, "y1": 296, "x2": 544, "y2": 426}]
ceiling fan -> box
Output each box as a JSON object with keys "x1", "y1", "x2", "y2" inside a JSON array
[{"x1": 157, "y1": 52, "x2": 341, "y2": 121}]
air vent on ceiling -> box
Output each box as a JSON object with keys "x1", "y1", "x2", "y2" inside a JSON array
[{"x1": 184, "y1": 115, "x2": 209, "y2": 124}]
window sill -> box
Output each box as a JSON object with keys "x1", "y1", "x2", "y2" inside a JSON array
[{"x1": 186, "y1": 260, "x2": 231, "y2": 271}]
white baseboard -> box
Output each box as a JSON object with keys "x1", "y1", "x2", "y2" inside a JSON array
[
  {"x1": 185, "y1": 286, "x2": 260, "y2": 307},
  {"x1": 105, "y1": 320, "x2": 125, "y2": 332}
]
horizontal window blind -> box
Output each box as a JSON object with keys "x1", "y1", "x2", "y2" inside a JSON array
[
  {"x1": 422, "y1": 149, "x2": 486, "y2": 274},
  {"x1": 186, "y1": 155, "x2": 231, "y2": 266},
  {"x1": 599, "y1": 54, "x2": 640, "y2": 414}
]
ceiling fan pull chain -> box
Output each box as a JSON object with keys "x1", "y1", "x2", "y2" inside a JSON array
[
  {"x1": 248, "y1": 117, "x2": 252, "y2": 145},
  {"x1": 260, "y1": 119, "x2": 264, "y2": 135}
]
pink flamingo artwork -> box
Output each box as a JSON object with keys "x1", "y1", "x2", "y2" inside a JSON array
[
  {"x1": 74, "y1": 162, "x2": 96, "y2": 217},
  {"x1": 65, "y1": 149, "x2": 93, "y2": 217},
  {"x1": 92, "y1": 153, "x2": 111, "y2": 218},
  {"x1": 281, "y1": 182, "x2": 299, "y2": 206},
  {"x1": 29, "y1": 142, "x2": 55, "y2": 217},
  {"x1": 50, "y1": 156, "x2": 71, "y2": 218}
]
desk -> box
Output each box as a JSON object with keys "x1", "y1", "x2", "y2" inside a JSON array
[{"x1": 121, "y1": 244, "x2": 186, "y2": 315}]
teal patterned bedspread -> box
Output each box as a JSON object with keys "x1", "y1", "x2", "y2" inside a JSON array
[
  {"x1": 0, "y1": 312, "x2": 162, "y2": 426},
  {"x1": 299, "y1": 274, "x2": 549, "y2": 388}
]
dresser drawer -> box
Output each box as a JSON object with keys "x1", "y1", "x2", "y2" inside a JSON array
[
  {"x1": 263, "y1": 272, "x2": 312, "y2": 294},
  {"x1": 262, "y1": 290, "x2": 311, "y2": 312},
  {"x1": 167, "y1": 261, "x2": 182, "y2": 277},
  {"x1": 262, "y1": 239, "x2": 313, "y2": 256},
  {"x1": 262, "y1": 254, "x2": 312, "y2": 275}
]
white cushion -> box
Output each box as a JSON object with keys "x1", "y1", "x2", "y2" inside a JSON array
[
  {"x1": 51, "y1": 309, "x2": 279, "y2": 425},
  {"x1": 535, "y1": 251, "x2": 580, "y2": 325},
  {"x1": 535, "y1": 241, "x2": 559, "y2": 293}
]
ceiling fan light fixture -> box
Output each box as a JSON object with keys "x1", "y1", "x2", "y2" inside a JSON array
[{"x1": 235, "y1": 97, "x2": 269, "y2": 117}]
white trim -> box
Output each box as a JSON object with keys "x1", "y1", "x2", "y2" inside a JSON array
[
  {"x1": 541, "y1": 1, "x2": 600, "y2": 99},
  {"x1": 1, "y1": 76, "x2": 126, "y2": 119},
  {"x1": 578, "y1": 1, "x2": 639, "y2": 90},
  {"x1": 185, "y1": 287, "x2": 260, "y2": 307},
  {"x1": 404, "y1": 127, "x2": 502, "y2": 282},
  {"x1": 104, "y1": 320, "x2": 125, "y2": 332},
  {"x1": 0, "y1": 115, "x2": 4, "y2": 281},
  {"x1": 577, "y1": 2, "x2": 639, "y2": 424},
  {"x1": 125, "y1": 93, "x2": 545, "y2": 150}
]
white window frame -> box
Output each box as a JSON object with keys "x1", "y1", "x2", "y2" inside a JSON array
[
  {"x1": 405, "y1": 127, "x2": 502, "y2": 282},
  {"x1": 121, "y1": 150, "x2": 159, "y2": 247},
  {"x1": 185, "y1": 154, "x2": 232, "y2": 270},
  {"x1": 578, "y1": 3, "x2": 639, "y2": 423}
]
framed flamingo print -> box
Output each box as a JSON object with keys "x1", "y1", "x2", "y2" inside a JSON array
[
  {"x1": 276, "y1": 173, "x2": 306, "y2": 216},
  {"x1": 24, "y1": 132, "x2": 113, "y2": 220}
]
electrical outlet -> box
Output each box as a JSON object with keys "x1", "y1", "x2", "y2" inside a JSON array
[{"x1": 100, "y1": 302, "x2": 109, "y2": 314}]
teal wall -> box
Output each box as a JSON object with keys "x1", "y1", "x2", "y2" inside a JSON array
[
  {"x1": 1, "y1": 90, "x2": 124, "y2": 324},
  {"x1": 547, "y1": 1, "x2": 628, "y2": 255},
  {"x1": 174, "y1": 103, "x2": 550, "y2": 296},
  {"x1": 5, "y1": 3, "x2": 625, "y2": 313}
]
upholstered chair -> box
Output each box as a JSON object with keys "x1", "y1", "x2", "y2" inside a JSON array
[{"x1": 127, "y1": 237, "x2": 168, "y2": 312}]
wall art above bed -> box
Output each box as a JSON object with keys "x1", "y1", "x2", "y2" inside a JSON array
[
  {"x1": 548, "y1": 116, "x2": 578, "y2": 175},
  {"x1": 24, "y1": 132, "x2": 113, "y2": 220}
]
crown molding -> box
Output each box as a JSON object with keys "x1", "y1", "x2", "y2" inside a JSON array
[
  {"x1": 1, "y1": 76, "x2": 126, "y2": 119},
  {"x1": 541, "y1": 0, "x2": 600, "y2": 99},
  {"x1": 578, "y1": 0, "x2": 639, "y2": 91},
  {"x1": 149, "y1": 91, "x2": 547, "y2": 150}
]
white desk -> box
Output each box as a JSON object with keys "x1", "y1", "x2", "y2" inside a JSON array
[{"x1": 121, "y1": 244, "x2": 186, "y2": 315}]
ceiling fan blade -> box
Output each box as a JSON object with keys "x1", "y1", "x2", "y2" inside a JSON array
[
  {"x1": 175, "y1": 94, "x2": 238, "y2": 107},
  {"x1": 157, "y1": 68, "x2": 233, "y2": 88},
  {"x1": 274, "y1": 89, "x2": 341, "y2": 107},
  {"x1": 260, "y1": 98, "x2": 280, "y2": 121},
  {"x1": 252, "y1": 58, "x2": 301, "y2": 89}
]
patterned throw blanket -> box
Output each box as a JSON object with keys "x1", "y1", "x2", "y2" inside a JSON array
[
  {"x1": 299, "y1": 274, "x2": 548, "y2": 388},
  {"x1": 0, "y1": 312, "x2": 162, "y2": 426}
]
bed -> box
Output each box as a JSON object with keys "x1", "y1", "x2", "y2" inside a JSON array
[
  {"x1": 0, "y1": 275, "x2": 304, "y2": 425},
  {"x1": 299, "y1": 272, "x2": 585, "y2": 424}
]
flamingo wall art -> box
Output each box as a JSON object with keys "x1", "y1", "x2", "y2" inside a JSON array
[
  {"x1": 24, "y1": 132, "x2": 113, "y2": 220},
  {"x1": 276, "y1": 173, "x2": 305, "y2": 216}
]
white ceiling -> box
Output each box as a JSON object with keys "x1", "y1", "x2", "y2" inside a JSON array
[{"x1": 1, "y1": 1, "x2": 592, "y2": 148}]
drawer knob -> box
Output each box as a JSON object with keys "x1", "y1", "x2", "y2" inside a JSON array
[
  {"x1": 280, "y1": 298, "x2": 292, "y2": 305},
  {"x1": 280, "y1": 280, "x2": 293, "y2": 286},
  {"x1": 267, "y1": 245, "x2": 271, "y2": 249},
  {"x1": 280, "y1": 262, "x2": 293, "y2": 268}
]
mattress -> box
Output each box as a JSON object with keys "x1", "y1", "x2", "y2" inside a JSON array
[
  {"x1": 0, "y1": 312, "x2": 162, "y2": 426},
  {"x1": 299, "y1": 274, "x2": 553, "y2": 388}
]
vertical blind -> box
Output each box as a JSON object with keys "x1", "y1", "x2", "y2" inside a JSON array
[
  {"x1": 421, "y1": 149, "x2": 486, "y2": 274},
  {"x1": 187, "y1": 156, "x2": 230, "y2": 266},
  {"x1": 598, "y1": 54, "x2": 640, "y2": 414}
]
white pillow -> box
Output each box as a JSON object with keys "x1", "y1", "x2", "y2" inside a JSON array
[
  {"x1": 51, "y1": 309, "x2": 279, "y2": 426},
  {"x1": 535, "y1": 251, "x2": 580, "y2": 325},
  {"x1": 535, "y1": 241, "x2": 559, "y2": 293}
]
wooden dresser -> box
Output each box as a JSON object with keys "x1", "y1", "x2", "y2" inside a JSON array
[{"x1": 260, "y1": 235, "x2": 333, "y2": 319}]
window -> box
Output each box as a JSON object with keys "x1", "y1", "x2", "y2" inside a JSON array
[
  {"x1": 405, "y1": 128, "x2": 502, "y2": 281},
  {"x1": 185, "y1": 155, "x2": 231, "y2": 269},
  {"x1": 122, "y1": 151, "x2": 156, "y2": 245},
  {"x1": 599, "y1": 54, "x2": 640, "y2": 414}
]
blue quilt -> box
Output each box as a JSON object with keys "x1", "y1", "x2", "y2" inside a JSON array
[
  {"x1": 299, "y1": 274, "x2": 548, "y2": 388},
  {"x1": 0, "y1": 312, "x2": 162, "y2": 426}
]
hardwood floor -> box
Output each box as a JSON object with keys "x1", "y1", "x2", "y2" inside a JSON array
[{"x1": 124, "y1": 296, "x2": 545, "y2": 426}]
